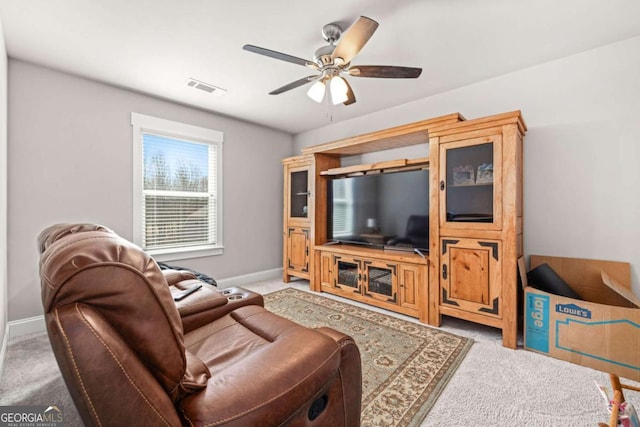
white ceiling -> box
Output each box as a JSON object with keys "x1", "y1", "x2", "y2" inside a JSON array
[{"x1": 1, "y1": 0, "x2": 639, "y2": 134}]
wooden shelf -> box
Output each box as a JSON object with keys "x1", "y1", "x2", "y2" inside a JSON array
[
  {"x1": 317, "y1": 243, "x2": 428, "y2": 265},
  {"x1": 302, "y1": 113, "x2": 465, "y2": 156},
  {"x1": 429, "y1": 110, "x2": 526, "y2": 139},
  {"x1": 321, "y1": 157, "x2": 429, "y2": 177},
  {"x1": 450, "y1": 182, "x2": 493, "y2": 188}
]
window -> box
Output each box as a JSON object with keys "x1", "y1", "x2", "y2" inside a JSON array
[
  {"x1": 131, "y1": 113, "x2": 223, "y2": 260},
  {"x1": 332, "y1": 178, "x2": 354, "y2": 237}
]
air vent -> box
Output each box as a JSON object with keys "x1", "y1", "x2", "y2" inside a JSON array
[{"x1": 185, "y1": 78, "x2": 227, "y2": 96}]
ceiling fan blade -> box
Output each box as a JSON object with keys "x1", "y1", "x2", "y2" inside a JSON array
[
  {"x1": 348, "y1": 65, "x2": 422, "y2": 78},
  {"x1": 331, "y1": 16, "x2": 379, "y2": 65},
  {"x1": 243, "y1": 44, "x2": 318, "y2": 69},
  {"x1": 343, "y1": 79, "x2": 356, "y2": 105},
  {"x1": 269, "y1": 75, "x2": 320, "y2": 95}
]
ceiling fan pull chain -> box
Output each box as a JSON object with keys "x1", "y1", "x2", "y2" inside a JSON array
[{"x1": 325, "y1": 90, "x2": 333, "y2": 122}]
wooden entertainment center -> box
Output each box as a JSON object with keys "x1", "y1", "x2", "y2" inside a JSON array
[{"x1": 282, "y1": 111, "x2": 526, "y2": 348}]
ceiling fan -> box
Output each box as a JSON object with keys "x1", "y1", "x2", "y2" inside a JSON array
[{"x1": 243, "y1": 16, "x2": 422, "y2": 106}]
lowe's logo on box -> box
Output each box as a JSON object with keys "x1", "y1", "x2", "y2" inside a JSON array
[{"x1": 555, "y1": 303, "x2": 591, "y2": 319}]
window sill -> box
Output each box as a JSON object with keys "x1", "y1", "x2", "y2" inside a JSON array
[{"x1": 147, "y1": 245, "x2": 224, "y2": 262}]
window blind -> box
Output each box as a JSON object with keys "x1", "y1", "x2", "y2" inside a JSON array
[
  {"x1": 141, "y1": 133, "x2": 217, "y2": 250},
  {"x1": 332, "y1": 179, "x2": 354, "y2": 237}
]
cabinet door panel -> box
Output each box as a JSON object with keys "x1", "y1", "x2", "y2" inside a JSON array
[
  {"x1": 449, "y1": 247, "x2": 489, "y2": 304},
  {"x1": 363, "y1": 260, "x2": 397, "y2": 303},
  {"x1": 441, "y1": 238, "x2": 501, "y2": 318},
  {"x1": 287, "y1": 227, "x2": 309, "y2": 273},
  {"x1": 319, "y1": 252, "x2": 332, "y2": 288},
  {"x1": 399, "y1": 264, "x2": 420, "y2": 311}
]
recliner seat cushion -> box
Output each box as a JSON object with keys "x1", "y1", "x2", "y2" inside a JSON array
[{"x1": 179, "y1": 305, "x2": 342, "y2": 426}]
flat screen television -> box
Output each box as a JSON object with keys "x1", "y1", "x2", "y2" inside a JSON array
[{"x1": 327, "y1": 169, "x2": 430, "y2": 253}]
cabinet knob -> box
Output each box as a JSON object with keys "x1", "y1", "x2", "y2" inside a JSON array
[
  {"x1": 442, "y1": 264, "x2": 448, "y2": 279},
  {"x1": 439, "y1": 180, "x2": 445, "y2": 191}
]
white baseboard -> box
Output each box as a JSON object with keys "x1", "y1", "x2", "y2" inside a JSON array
[
  {"x1": 216, "y1": 268, "x2": 283, "y2": 288},
  {"x1": 5, "y1": 267, "x2": 283, "y2": 340},
  {"x1": 8, "y1": 314, "x2": 46, "y2": 339},
  {"x1": 0, "y1": 323, "x2": 9, "y2": 379}
]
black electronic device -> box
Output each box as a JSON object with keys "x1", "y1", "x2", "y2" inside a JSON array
[
  {"x1": 170, "y1": 283, "x2": 202, "y2": 301},
  {"x1": 327, "y1": 169, "x2": 430, "y2": 253}
]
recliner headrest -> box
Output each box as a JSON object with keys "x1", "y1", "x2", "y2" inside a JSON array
[{"x1": 38, "y1": 223, "x2": 113, "y2": 254}]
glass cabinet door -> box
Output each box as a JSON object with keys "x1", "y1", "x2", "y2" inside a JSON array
[
  {"x1": 289, "y1": 168, "x2": 309, "y2": 220},
  {"x1": 439, "y1": 135, "x2": 502, "y2": 230},
  {"x1": 363, "y1": 261, "x2": 397, "y2": 303},
  {"x1": 334, "y1": 256, "x2": 361, "y2": 293}
]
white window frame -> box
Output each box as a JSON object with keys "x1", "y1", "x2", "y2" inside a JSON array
[{"x1": 131, "y1": 112, "x2": 223, "y2": 261}]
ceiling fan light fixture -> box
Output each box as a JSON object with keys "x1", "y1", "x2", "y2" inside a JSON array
[
  {"x1": 307, "y1": 80, "x2": 326, "y2": 103},
  {"x1": 330, "y1": 76, "x2": 349, "y2": 105}
]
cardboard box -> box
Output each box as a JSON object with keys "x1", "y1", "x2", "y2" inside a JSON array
[{"x1": 523, "y1": 255, "x2": 640, "y2": 381}]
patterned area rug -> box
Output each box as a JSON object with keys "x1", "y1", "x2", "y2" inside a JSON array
[{"x1": 264, "y1": 288, "x2": 473, "y2": 427}]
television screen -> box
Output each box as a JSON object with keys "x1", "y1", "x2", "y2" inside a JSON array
[{"x1": 327, "y1": 169, "x2": 430, "y2": 253}]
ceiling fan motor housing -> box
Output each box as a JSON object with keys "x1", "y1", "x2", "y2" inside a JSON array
[
  {"x1": 314, "y1": 44, "x2": 336, "y2": 66},
  {"x1": 322, "y1": 23, "x2": 342, "y2": 43},
  {"x1": 314, "y1": 23, "x2": 342, "y2": 66}
]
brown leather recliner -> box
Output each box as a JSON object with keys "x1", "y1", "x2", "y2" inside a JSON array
[{"x1": 38, "y1": 223, "x2": 362, "y2": 426}]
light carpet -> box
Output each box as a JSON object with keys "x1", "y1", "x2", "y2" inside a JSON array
[
  {"x1": 0, "y1": 289, "x2": 471, "y2": 427},
  {"x1": 2, "y1": 281, "x2": 639, "y2": 426},
  {"x1": 264, "y1": 287, "x2": 472, "y2": 427},
  {"x1": 0, "y1": 332, "x2": 82, "y2": 427}
]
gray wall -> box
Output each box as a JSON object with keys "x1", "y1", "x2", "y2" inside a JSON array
[
  {"x1": 7, "y1": 60, "x2": 293, "y2": 321},
  {"x1": 0, "y1": 18, "x2": 7, "y2": 352},
  {"x1": 5, "y1": 34, "x2": 640, "y2": 324},
  {"x1": 295, "y1": 36, "x2": 640, "y2": 294}
]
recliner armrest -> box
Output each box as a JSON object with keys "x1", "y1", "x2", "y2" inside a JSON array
[
  {"x1": 315, "y1": 326, "x2": 362, "y2": 427},
  {"x1": 173, "y1": 283, "x2": 264, "y2": 333},
  {"x1": 173, "y1": 281, "x2": 227, "y2": 332},
  {"x1": 162, "y1": 269, "x2": 198, "y2": 286},
  {"x1": 173, "y1": 281, "x2": 228, "y2": 315}
]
